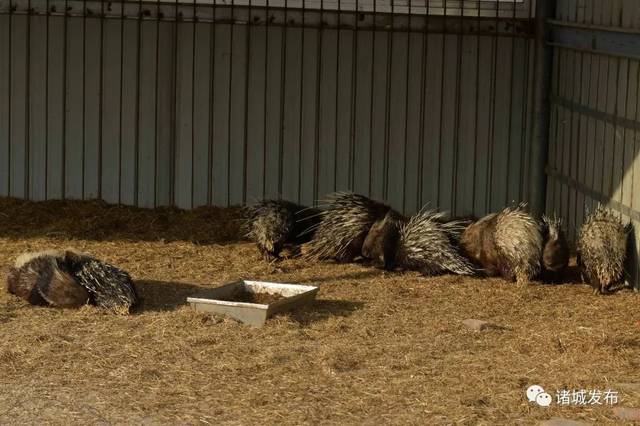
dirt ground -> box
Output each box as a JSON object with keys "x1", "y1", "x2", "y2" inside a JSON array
[{"x1": 0, "y1": 198, "x2": 639, "y2": 425}]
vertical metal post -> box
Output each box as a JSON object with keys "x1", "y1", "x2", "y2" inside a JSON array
[
  {"x1": 530, "y1": 0, "x2": 556, "y2": 216},
  {"x1": 7, "y1": 0, "x2": 12, "y2": 196},
  {"x1": 25, "y1": 0, "x2": 31, "y2": 199},
  {"x1": 98, "y1": 0, "x2": 105, "y2": 200},
  {"x1": 262, "y1": 0, "x2": 269, "y2": 199},
  {"x1": 208, "y1": 0, "x2": 217, "y2": 206},
  {"x1": 417, "y1": 0, "x2": 430, "y2": 210},
  {"x1": 45, "y1": 0, "x2": 50, "y2": 198},
  {"x1": 332, "y1": 0, "x2": 341, "y2": 193},
  {"x1": 297, "y1": 0, "x2": 305, "y2": 203}
]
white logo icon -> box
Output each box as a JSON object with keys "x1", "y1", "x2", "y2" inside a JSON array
[
  {"x1": 536, "y1": 392, "x2": 552, "y2": 407},
  {"x1": 527, "y1": 385, "x2": 545, "y2": 402}
]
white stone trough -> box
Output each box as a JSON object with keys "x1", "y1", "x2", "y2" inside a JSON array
[{"x1": 187, "y1": 280, "x2": 319, "y2": 327}]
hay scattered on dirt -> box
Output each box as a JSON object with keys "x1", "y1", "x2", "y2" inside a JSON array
[
  {"x1": 0, "y1": 197, "x2": 243, "y2": 243},
  {"x1": 0, "y1": 198, "x2": 639, "y2": 424}
]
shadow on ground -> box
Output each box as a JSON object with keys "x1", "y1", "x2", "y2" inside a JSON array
[
  {"x1": 288, "y1": 299, "x2": 365, "y2": 325},
  {"x1": 134, "y1": 280, "x2": 213, "y2": 313},
  {"x1": 134, "y1": 280, "x2": 364, "y2": 324}
]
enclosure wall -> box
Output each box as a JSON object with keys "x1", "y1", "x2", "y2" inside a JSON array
[
  {"x1": 548, "y1": 0, "x2": 640, "y2": 288},
  {"x1": 0, "y1": 1, "x2": 535, "y2": 217}
]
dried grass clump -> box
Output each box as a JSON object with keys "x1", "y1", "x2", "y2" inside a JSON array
[{"x1": 0, "y1": 197, "x2": 243, "y2": 243}]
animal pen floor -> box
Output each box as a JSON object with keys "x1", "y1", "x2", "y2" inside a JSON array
[{"x1": 0, "y1": 199, "x2": 638, "y2": 425}]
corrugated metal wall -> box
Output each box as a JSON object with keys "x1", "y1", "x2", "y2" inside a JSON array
[
  {"x1": 548, "y1": 0, "x2": 640, "y2": 287},
  {"x1": 0, "y1": 2, "x2": 535, "y2": 217}
]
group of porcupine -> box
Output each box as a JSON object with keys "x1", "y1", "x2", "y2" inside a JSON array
[
  {"x1": 4, "y1": 192, "x2": 630, "y2": 313},
  {"x1": 244, "y1": 192, "x2": 632, "y2": 294},
  {"x1": 6, "y1": 248, "x2": 138, "y2": 314}
]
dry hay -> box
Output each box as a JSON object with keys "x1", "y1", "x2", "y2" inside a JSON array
[{"x1": 0, "y1": 198, "x2": 639, "y2": 425}]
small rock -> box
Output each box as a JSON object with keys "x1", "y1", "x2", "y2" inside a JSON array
[
  {"x1": 612, "y1": 407, "x2": 640, "y2": 421},
  {"x1": 538, "y1": 418, "x2": 590, "y2": 426},
  {"x1": 462, "y1": 319, "x2": 492, "y2": 331}
]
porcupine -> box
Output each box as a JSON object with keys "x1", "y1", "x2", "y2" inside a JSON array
[
  {"x1": 243, "y1": 199, "x2": 321, "y2": 261},
  {"x1": 361, "y1": 207, "x2": 477, "y2": 275},
  {"x1": 303, "y1": 192, "x2": 392, "y2": 263},
  {"x1": 65, "y1": 250, "x2": 138, "y2": 313},
  {"x1": 361, "y1": 209, "x2": 407, "y2": 270},
  {"x1": 459, "y1": 204, "x2": 543, "y2": 284},
  {"x1": 577, "y1": 205, "x2": 631, "y2": 294},
  {"x1": 540, "y1": 215, "x2": 570, "y2": 283},
  {"x1": 7, "y1": 249, "x2": 137, "y2": 313},
  {"x1": 394, "y1": 210, "x2": 477, "y2": 276},
  {"x1": 7, "y1": 250, "x2": 89, "y2": 308}
]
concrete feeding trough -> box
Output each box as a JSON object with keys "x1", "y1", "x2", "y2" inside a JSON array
[{"x1": 187, "y1": 280, "x2": 318, "y2": 327}]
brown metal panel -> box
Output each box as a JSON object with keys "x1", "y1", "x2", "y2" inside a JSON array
[
  {"x1": 453, "y1": 34, "x2": 479, "y2": 216},
  {"x1": 403, "y1": 32, "x2": 425, "y2": 216},
  {"x1": 584, "y1": 52, "x2": 599, "y2": 213},
  {"x1": 299, "y1": 27, "x2": 319, "y2": 206},
  {"x1": 100, "y1": 19, "x2": 123, "y2": 205},
  {"x1": 369, "y1": 30, "x2": 389, "y2": 203},
  {"x1": 0, "y1": 15, "x2": 8, "y2": 197},
  {"x1": 137, "y1": 20, "x2": 160, "y2": 208},
  {"x1": 228, "y1": 23, "x2": 248, "y2": 206},
  {"x1": 352, "y1": 30, "x2": 373, "y2": 198},
  {"x1": 472, "y1": 35, "x2": 495, "y2": 216},
  {"x1": 611, "y1": 58, "x2": 628, "y2": 208},
  {"x1": 575, "y1": 50, "x2": 590, "y2": 232},
  {"x1": 174, "y1": 22, "x2": 195, "y2": 210},
  {"x1": 245, "y1": 24, "x2": 267, "y2": 204},
  {"x1": 64, "y1": 17, "x2": 83, "y2": 200},
  {"x1": 507, "y1": 37, "x2": 528, "y2": 207},
  {"x1": 490, "y1": 36, "x2": 515, "y2": 212},
  {"x1": 387, "y1": 31, "x2": 409, "y2": 213},
  {"x1": 566, "y1": 49, "x2": 579, "y2": 241},
  {"x1": 28, "y1": 15, "x2": 47, "y2": 201},
  {"x1": 118, "y1": 19, "x2": 139, "y2": 206},
  {"x1": 316, "y1": 28, "x2": 338, "y2": 201},
  {"x1": 82, "y1": 17, "x2": 101, "y2": 200},
  {"x1": 333, "y1": 28, "x2": 353, "y2": 194},
  {"x1": 621, "y1": 59, "x2": 639, "y2": 210},
  {"x1": 211, "y1": 24, "x2": 231, "y2": 206},
  {"x1": 263, "y1": 26, "x2": 284, "y2": 200},
  {"x1": 192, "y1": 23, "x2": 213, "y2": 208},
  {"x1": 46, "y1": 16, "x2": 65, "y2": 201},
  {"x1": 280, "y1": 26, "x2": 303, "y2": 203},
  {"x1": 153, "y1": 22, "x2": 176, "y2": 208}
]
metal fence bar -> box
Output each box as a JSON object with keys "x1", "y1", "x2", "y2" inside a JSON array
[
  {"x1": 549, "y1": 18, "x2": 640, "y2": 35},
  {"x1": 485, "y1": 0, "x2": 500, "y2": 211},
  {"x1": 7, "y1": 0, "x2": 11, "y2": 197},
  {"x1": 505, "y1": 0, "x2": 517, "y2": 205},
  {"x1": 530, "y1": 0, "x2": 556, "y2": 216},
  {"x1": 25, "y1": 0, "x2": 30, "y2": 200},
  {"x1": 296, "y1": 0, "x2": 305, "y2": 203},
  {"x1": 415, "y1": 0, "x2": 428, "y2": 210},
  {"x1": 519, "y1": 0, "x2": 534, "y2": 201},
  {"x1": 242, "y1": 0, "x2": 250, "y2": 205},
  {"x1": 550, "y1": 95, "x2": 640, "y2": 134},
  {"x1": 262, "y1": 0, "x2": 269, "y2": 199},
  {"x1": 547, "y1": 169, "x2": 640, "y2": 223},
  {"x1": 133, "y1": 0, "x2": 141, "y2": 206},
  {"x1": 45, "y1": 0, "x2": 49, "y2": 198},
  {"x1": 366, "y1": 0, "x2": 375, "y2": 198},
  {"x1": 348, "y1": 0, "x2": 357, "y2": 192}
]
